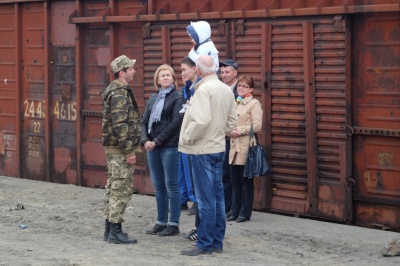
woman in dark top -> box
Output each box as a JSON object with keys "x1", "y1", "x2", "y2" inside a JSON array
[{"x1": 141, "y1": 64, "x2": 184, "y2": 236}]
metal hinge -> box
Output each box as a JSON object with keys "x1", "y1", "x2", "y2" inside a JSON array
[
  {"x1": 333, "y1": 15, "x2": 344, "y2": 32},
  {"x1": 236, "y1": 19, "x2": 245, "y2": 35},
  {"x1": 143, "y1": 22, "x2": 152, "y2": 39},
  {"x1": 218, "y1": 20, "x2": 226, "y2": 36}
]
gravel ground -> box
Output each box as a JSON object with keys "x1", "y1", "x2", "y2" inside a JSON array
[{"x1": 0, "y1": 175, "x2": 399, "y2": 266}]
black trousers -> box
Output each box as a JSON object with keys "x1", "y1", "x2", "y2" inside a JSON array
[
  {"x1": 230, "y1": 164, "x2": 254, "y2": 218},
  {"x1": 222, "y1": 138, "x2": 232, "y2": 213}
]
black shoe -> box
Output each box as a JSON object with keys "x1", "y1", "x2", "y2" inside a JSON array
[
  {"x1": 187, "y1": 202, "x2": 197, "y2": 216},
  {"x1": 181, "y1": 246, "x2": 212, "y2": 256},
  {"x1": 103, "y1": 219, "x2": 110, "y2": 241},
  {"x1": 226, "y1": 216, "x2": 237, "y2": 221},
  {"x1": 236, "y1": 216, "x2": 250, "y2": 223},
  {"x1": 158, "y1": 225, "x2": 180, "y2": 236},
  {"x1": 146, "y1": 224, "x2": 166, "y2": 235},
  {"x1": 181, "y1": 203, "x2": 189, "y2": 211},
  {"x1": 107, "y1": 223, "x2": 137, "y2": 244},
  {"x1": 181, "y1": 229, "x2": 197, "y2": 241},
  {"x1": 225, "y1": 211, "x2": 231, "y2": 218}
]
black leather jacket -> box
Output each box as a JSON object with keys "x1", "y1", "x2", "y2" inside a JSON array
[{"x1": 140, "y1": 88, "x2": 184, "y2": 147}]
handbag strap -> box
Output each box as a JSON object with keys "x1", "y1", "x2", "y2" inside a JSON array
[{"x1": 248, "y1": 124, "x2": 259, "y2": 147}]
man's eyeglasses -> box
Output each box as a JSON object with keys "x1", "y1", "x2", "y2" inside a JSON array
[{"x1": 237, "y1": 84, "x2": 250, "y2": 89}]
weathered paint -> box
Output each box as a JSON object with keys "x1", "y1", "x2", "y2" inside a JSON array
[
  {"x1": 0, "y1": 4, "x2": 18, "y2": 177},
  {"x1": 21, "y1": 3, "x2": 48, "y2": 181},
  {"x1": 353, "y1": 12, "x2": 400, "y2": 230},
  {"x1": 51, "y1": 1, "x2": 76, "y2": 47},
  {"x1": 69, "y1": 0, "x2": 400, "y2": 23}
]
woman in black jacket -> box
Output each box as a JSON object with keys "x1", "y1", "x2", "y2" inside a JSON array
[{"x1": 141, "y1": 64, "x2": 184, "y2": 236}]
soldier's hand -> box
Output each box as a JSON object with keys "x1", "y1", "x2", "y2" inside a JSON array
[{"x1": 127, "y1": 155, "x2": 136, "y2": 165}]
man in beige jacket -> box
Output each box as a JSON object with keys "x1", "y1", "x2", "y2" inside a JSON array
[{"x1": 179, "y1": 55, "x2": 237, "y2": 256}]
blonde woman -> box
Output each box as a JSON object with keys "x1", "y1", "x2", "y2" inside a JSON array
[{"x1": 141, "y1": 64, "x2": 184, "y2": 236}]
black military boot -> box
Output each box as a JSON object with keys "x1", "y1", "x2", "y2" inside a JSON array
[
  {"x1": 107, "y1": 223, "x2": 137, "y2": 244},
  {"x1": 103, "y1": 219, "x2": 110, "y2": 241}
]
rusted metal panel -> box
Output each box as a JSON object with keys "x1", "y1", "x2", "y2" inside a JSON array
[
  {"x1": 20, "y1": 2, "x2": 47, "y2": 181},
  {"x1": 117, "y1": 22, "x2": 145, "y2": 108},
  {"x1": 313, "y1": 18, "x2": 350, "y2": 221},
  {"x1": 50, "y1": 44, "x2": 77, "y2": 184},
  {"x1": 81, "y1": 22, "x2": 110, "y2": 188},
  {"x1": 303, "y1": 21, "x2": 318, "y2": 216},
  {"x1": 260, "y1": 22, "x2": 273, "y2": 210},
  {"x1": 0, "y1": 133, "x2": 18, "y2": 177},
  {"x1": 51, "y1": 1, "x2": 76, "y2": 47},
  {"x1": 232, "y1": 21, "x2": 263, "y2": 93},
  {"x1": 0, "y1": 4, "x2": 18, "y2": 177},
  {"x1": 48, "y1": 2, "x2": 79, "y2": 185},
  {"x1": 353, "y1": 12, "x2": 400, "y2": 230},
  {"x1": 69, "y1": 0, "x2": 400, "y2": 23},
  {"x1": 266, "y1": 17, "x2": 350, "y2": 221},
  {"x1": 269, "y1": 20, "x2": 309, "y2": 214},
  {"x1": 143, "y1": 23, "x2": 162, "y2": 100}
]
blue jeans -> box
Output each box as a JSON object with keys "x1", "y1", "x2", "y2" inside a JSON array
[
  {"x1": 147, "y1": 147, "x2": 181, "y2": 227},
  {"x1": 178, "y1": 152, "x2": 196, "y2": 204},
  {"x1": 190, "y1": 152, "x2": 226, "y2": 252}
]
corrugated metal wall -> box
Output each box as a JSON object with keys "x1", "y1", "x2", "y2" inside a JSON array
[
  {"x1": 266, "y1": 17, "x2": 351, "y2": 221},
  {"x1": 0, "y1": 4, "x2": 19, "y2": 178}
]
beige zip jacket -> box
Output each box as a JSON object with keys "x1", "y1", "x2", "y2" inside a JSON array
[{"x1": 178, "y1": 74, "x2": 237, "y2": 155}]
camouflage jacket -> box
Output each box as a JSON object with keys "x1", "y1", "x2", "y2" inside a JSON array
[{"x1": 101, "y1": 79, "x2": 141, "y2": 158}]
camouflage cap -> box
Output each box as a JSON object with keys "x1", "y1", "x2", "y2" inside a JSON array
[{"x1": 110, "y1": 55, "x2": 136, "y2": 74}]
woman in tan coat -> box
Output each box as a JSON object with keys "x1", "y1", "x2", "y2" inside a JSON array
[{"x1": 226, "y1": 75, "x2": 263, "y2": 223}]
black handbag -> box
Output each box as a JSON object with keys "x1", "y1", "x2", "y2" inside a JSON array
[{"x1": 243, "y1": 125, "x2": 270, "y2": 178}]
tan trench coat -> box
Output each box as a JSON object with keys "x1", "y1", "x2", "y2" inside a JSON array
[{"x1": 229, "y1": 95, "x2": 263, "y2": 165}]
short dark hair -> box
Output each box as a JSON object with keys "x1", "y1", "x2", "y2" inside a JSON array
[
  {"x1": 180, "y1": 56, "x2": 196, "y2": 68},
  {"x1": 113, "y1": 67, "x2": 128, "y2": 79},
  {"x1": 237, "y1": 75, "x2": 255, "y2": 90}
]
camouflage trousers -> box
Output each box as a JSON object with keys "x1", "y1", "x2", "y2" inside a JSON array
[{"x1": 103, "y1": 153, "x2": 135, "y2": 223}]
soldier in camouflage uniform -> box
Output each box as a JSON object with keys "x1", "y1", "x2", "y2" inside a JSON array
[{"x1": 101, "y1": 55, "x2": 141, "y2": 244}]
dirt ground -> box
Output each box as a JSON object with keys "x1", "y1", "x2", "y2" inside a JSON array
[{"x1": 1, "y1": 175, "x2": 399, "y2": 266}]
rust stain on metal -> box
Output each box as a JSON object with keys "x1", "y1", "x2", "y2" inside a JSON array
[
  {"x1": 363, "y1": 171, "x2": 377, "y2": 189},
  {"x1": 378, "y1": 152, "x2": 394, "y2": 167},
  {"x1": 88, "y1": 89, "x2": 102, "y2": 96},
  {"x1": 54, "y1": 147, "x2": 71, "y2": 172}
]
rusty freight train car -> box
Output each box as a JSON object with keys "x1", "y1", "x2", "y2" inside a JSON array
[{"x1": 0, "y1": 0, "x2": 399, "y2": 231}]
